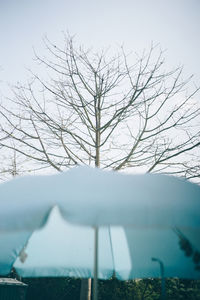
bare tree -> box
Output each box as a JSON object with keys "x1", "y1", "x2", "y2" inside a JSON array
[
  {"x1": 0, "y1": 35, "x2": 199, "y2": 180},
  {"x1": 0, "y1": 34, "x2": 200, "y2": 298}
]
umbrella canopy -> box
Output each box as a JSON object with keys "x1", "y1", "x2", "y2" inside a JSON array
[
  {"x1": 0, "y1": 167, "x2": 200, "y2": 277},
  {"x1": 0, "y1": 230, "x2": 31, "y2": 275},
  {"x1": 0, "y1": 167, "x2": 200, "y2": 300},
  {"x1": 0, "y1": 166, "x2": 200, "y2": 230},
  {"x1": 1, "y1": 207, "x2": 199, "y2": 279},
  {"x1": 12, "y1": 207, "x2": 132, "y2": 280}
]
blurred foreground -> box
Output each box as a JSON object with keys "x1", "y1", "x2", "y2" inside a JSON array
[{"x1": 21, "y1": 277, "x2": 200, "y2": 300}]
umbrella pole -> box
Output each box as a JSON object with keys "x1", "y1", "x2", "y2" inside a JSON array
[{"x1": 93, "y1": 226, "x2": 99, "y2": 300}]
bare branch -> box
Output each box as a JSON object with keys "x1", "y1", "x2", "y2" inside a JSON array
[{"x1": 0, "y1": 35, "x2": 199, "y2": 181}]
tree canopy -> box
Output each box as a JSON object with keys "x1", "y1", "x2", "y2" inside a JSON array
[{"x1": 0, "y1": 35, "x2": 199, "y2": 181}]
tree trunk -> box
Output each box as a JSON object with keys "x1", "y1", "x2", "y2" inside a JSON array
[{"x1": 80, "y1": 99, "x2": 101, "y2": 300}]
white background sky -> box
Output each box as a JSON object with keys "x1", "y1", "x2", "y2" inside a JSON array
[
  {"x1": 0, "y1": 0, "x2": 200, "y2": 90},
  {"x1": 0, "y1": 0, "x2": 199, "y2": 179}
]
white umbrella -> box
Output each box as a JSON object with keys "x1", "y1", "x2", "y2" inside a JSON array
[
  {"x1": 0, "y1": 166, "x2": 200, "y2": 299},
  {"x1": 0, "y1": 166, "x2": 199, "y2": 230}
]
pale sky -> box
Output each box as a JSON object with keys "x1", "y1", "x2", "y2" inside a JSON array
[{"x1": 0, "y1": 0, "x2": 200, "y2": 90}]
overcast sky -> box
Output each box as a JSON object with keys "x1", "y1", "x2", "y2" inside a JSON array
[{"x1": 0, "y1": 0, "x2": 200, "y2": 89}]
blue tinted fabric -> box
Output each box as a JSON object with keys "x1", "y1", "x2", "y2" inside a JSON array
[
  {"x1": 123, "y1": 227, "x2": 200, "y2": 279},
  {"x1": 13, "y1": 208, "x2": 200, "y2": 280},
  {"x1": 0, "y1": 167, "x2": 199, "y2": 230},
  {"x1": 0, "y1": 167, "x2": 200, "y2": 279},
  {"x1": 0, "y1": 231, "x2": 31, "y2": 275},
  {"x1": 14, "y1": 208, "x2": 131, "y2": 279}
]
